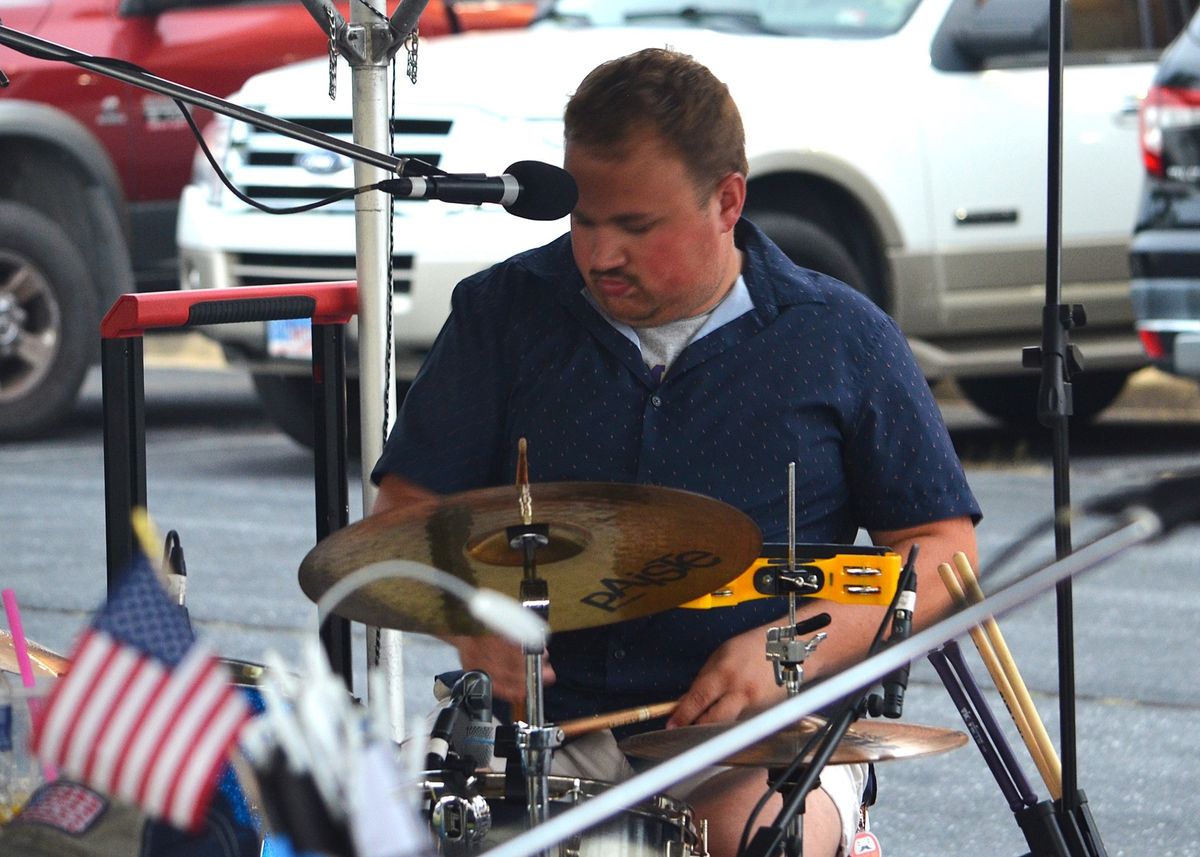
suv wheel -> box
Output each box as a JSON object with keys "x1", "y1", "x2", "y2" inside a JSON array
[
  {"x1": 251, "y1": 373, "x2": 359, "y2": 452},
  {"x1": 745, "y1": 209, "x2": 880, "y2": 307},
  {"x1": 0, "y1": 201, "x2": 98, "y2": 439},
  {"x1": 957, "y1": 369, "x2": 1131, "y2": 429},
  {"x1": 252, "y1": 373, "x2": 409, "y2": 455}
]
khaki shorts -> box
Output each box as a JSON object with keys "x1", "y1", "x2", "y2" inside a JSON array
[{"x1": 529, "y1": 730, "x2": 868, "y2": 855}]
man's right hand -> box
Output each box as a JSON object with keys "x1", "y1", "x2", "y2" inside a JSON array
[{"x1": 444, "y1": 633, "x2": 556, "y2": 707}]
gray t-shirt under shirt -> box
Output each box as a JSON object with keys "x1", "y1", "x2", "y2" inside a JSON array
[{"x1": 584, "y1": 274, "x2": 752, "y2": 381}]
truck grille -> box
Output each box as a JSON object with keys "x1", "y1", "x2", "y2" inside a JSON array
[
  {"x1": 232, "y1": 117, "x2": 450, "y2": 209},
  {"x1": 234, "y1": 252, "x2": 414, "y2": 294}
]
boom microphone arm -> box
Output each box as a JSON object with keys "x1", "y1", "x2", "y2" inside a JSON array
[{"x1": 0, "y1": 24, "x2": 411, "y2": 175}]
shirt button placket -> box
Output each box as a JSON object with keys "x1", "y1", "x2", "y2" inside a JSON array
[{"x1": 639, "y1": 390, "x2": 663, "y2": 480}]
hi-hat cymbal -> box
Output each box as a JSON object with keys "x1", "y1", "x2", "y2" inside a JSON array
[
  {"x1": 619, "y1": 715, "x2": 968, "y2": 766},
  {"x1": 0, "y1": 630, "x2": 70, "y2": 679},
  {"x1": 299, "y1": 481, "x2": 762, "y2": 635}
]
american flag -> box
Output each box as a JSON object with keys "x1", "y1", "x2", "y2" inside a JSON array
[{"x1": 31, "y1": 552, "x2": 253, "y2": 832}]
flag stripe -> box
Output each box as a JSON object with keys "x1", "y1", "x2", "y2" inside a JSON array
[
  {"x1": 72, "y1": 645, "x2": 141, "y2": 779},
  {"x1": 143, "y1": 649, "x2": 226, "y2": 816},
  {"x1": 118, "y1": 644, "x2": 211, "y2": 806},
  {"x1": 89, "y1": 660, "x2": 165, "y2": 793},
  {"x1": 58, "y1": 640, "x2": 123, "y2": 778},
  {"x1": 35, "y1": 630, "x2": 113, "y2": 765},
  {"x1": 107, "y1": 660, "x2": 171, "y2": 802},
  {"x1": 167, "y1": 685, "x2": 251, "y2": 830}
]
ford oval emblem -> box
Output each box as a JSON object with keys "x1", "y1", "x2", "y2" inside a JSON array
[{"x1": 297, "y1": 151, "x2": 348, "y2": 175}]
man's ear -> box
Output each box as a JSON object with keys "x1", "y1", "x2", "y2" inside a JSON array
[{"x1": 715, "y1": 172, "x2": 747, "y2": 231}]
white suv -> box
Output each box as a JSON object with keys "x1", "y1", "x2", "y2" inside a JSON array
[{"x1": 178, "y1": 0, "x2": 1194, "y2": 443}]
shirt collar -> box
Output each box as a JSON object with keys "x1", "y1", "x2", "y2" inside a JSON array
[{"x1": 581, "y1": 274, "x2": 752, "y2": 350}]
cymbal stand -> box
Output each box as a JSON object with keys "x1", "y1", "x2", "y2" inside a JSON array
[
  {"x1": 752, "y1": 463, "x2": 833, "y2": 855},
  {"x1": 764, "y1": 466, "x2": 830, "y2": 697},
  {"x1": 506, "y1": 448, "x2": 560, "y2": 838}
]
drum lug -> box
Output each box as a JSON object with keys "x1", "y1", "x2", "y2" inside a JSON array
[
  {"x1": 430, "y1": 793, "x2": 493, "y2": 845},
  {"x1": 668, "y1": 839, "x2": 699, "y2": 857}
]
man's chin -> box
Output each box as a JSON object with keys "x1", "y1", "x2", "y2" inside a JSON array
[{"x1": 590, "y1": 292, "x2": 651, "y2": 325}]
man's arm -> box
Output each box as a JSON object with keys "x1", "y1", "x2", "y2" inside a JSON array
[
  {"x1": 371, "y1": 474, "x2": 440, "y2": 515},
  {"x1": 667, "y1": 514, "x2": 977, "y2": 727}
]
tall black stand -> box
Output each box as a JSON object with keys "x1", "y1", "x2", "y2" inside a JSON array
[{"x1": 1016, "y1": 3, "x2": 1107, "y2": 854}]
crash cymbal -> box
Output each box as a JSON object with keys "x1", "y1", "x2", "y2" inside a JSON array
[
  {"x1": 299, "y1": 481, "x2": 762, "y2": 635},
  {"x1": 0, "y1": 630, "x2": 70, "y2": 679},
  {"x1": 619, "y1": 715, "x2": 968, "y2": 766}
]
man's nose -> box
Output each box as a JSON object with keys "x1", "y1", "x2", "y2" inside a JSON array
[{"x1": 589, "y1": 228, "x2": 628, "y2": 270}]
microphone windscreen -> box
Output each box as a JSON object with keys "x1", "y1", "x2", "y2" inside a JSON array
[
  {"x1": 505, "y1": 160, "x2": 578, "y2": 221},
  {"x1": 462, "y1": 721, "x2": 496, "y2": 769}
]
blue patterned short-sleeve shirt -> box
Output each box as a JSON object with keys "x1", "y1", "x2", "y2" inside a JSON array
[{"x1": 373, "y1": 219, "x2": 980, "y2": 726}]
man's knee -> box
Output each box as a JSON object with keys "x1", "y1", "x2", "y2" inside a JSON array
[{"x1": 684, "y1": 768, "x2": 841, "y2": 857}]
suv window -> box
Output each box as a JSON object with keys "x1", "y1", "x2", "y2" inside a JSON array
[
  {"x1": 544, "y1": 0, "x2": 922, "y2": 35},
  {"x1": 1071, "y1": 0, "x2": 1190, "y2": 51},
  {"x1": 932, "y1": 0, "x2": 1195, "y2": 71}
]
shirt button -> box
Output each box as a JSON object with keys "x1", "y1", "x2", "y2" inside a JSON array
[
  {"x1": 613, "y1": 648, "x2": 626, "y2": 660},
  {"x1": 650, "y1": 395, "x2": 662, "y2": 408}
]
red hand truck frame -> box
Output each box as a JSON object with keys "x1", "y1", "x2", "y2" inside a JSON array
[{"x1": 100, "y1": 282, "x2": 359, "y2": 686}]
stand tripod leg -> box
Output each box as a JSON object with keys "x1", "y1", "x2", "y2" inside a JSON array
[
  {"x1": 1015, "y1": 801, "x2": 1072, "y2": 857},
  {"x1": 1058, "y1": 790, "x2": 1108, "y2": 857}
]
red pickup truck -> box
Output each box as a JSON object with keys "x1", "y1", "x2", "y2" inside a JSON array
[{"x1": 0, "y1": 0, "x2": 533, "y2": 439}]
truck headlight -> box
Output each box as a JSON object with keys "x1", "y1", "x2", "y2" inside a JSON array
[{"x1": 190, "y1": 114, "x2": 249, "y2": 206}]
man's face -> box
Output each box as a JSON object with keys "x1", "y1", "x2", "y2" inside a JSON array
[{"x1": 566, "y1": 132, "x2": 745, "y2": 327}]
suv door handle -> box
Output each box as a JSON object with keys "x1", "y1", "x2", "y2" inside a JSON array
[{"x1": 1116, "y1": 95, "x2": 1142, "y2": 121}]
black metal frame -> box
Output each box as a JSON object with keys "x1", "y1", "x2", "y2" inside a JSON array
[{"x1": 100, "y1": 283, "x2": 358, "y2": 685}]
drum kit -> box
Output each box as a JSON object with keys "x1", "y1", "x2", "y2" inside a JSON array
[
  {"x1": 295, "y1": 467, "x2": 970, "y2": 857},
  {"x1": 0, "y1": 467, "x2": 967, "y2": 856}
]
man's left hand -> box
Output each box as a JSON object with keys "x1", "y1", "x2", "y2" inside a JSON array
[{"x1": 666, "y1": 620, "x2": 785, "y2": 728}]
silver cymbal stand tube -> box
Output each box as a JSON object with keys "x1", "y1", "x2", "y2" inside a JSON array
[
  {"x1": 339, "y1": 0, "x2": 427, "y2": 745},
  {"x1": 479, "y1": 509, "x2": 1161, "y2": 857}
]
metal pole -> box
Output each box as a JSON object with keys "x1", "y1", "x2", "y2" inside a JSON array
[{"x1": 345, "y1": 0, "x2": 405, "y2": 739}]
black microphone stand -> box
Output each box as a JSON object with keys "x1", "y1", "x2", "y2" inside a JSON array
[
  {"x1": 1016, "y1": 3, "x2": 1107, "y2": 854},
  {"x1": 741, "y1": 694, "x2": 872, "y2": 857}
]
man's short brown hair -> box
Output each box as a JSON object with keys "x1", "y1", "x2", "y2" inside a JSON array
[{"x1": 564, "y1": 48, "x2": 748, "y2": 195}]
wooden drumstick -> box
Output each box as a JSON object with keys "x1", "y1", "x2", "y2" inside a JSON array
[
  {"x1": 937, "y1": 562, "x2": 1059, "y2": 799},
  {"x1": 951, "y1": 552, "x2": 1063, "y2": 799},
  {"x1": 558, "y1": 701, "x2": 679, "y2": 739}
]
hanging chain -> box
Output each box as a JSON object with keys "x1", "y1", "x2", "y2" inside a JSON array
[
  {"x1": 404, "y1": 26, "x2": 418, "y2": 84},
  {"x1": 326, "y1": 5, "x2": 339, "y2": 100}
]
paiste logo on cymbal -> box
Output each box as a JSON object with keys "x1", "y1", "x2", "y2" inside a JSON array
[{"x1": 580, "y1": 551, "x2": 723, "y2": 612}]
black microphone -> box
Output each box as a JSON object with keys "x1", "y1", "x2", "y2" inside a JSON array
[
  {"x1": 425, "y1": 691, "x2": 466, "y2": 772},
  {"x1": 426, "y1": 670, "x2": 494, "y2": 771},
  {"x1": 458, "y1": 671, "x2": 495, "y2": 770},
  {"x1": 377, "y1": 160, "x2": 577, "y2": 221},
  {"x1": 879, "y1": 547, "x2": 918, "y2": 719}
]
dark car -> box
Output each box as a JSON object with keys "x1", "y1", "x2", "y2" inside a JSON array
[{"x1": 1131, "y1": 13, "x2": 1200, "y2": 378}]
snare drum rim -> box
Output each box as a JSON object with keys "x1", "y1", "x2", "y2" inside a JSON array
[{"x1": 418, "y1": 772, "x2": 697, "y2": 835}]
